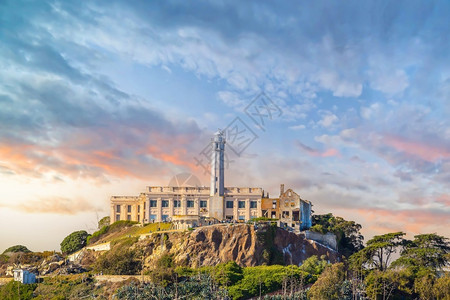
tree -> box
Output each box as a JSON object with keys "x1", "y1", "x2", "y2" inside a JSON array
[
  {"x1": 311, "y1": 213, "x2": 364, "y2": 257},
  {"x1": 2, "y1": 245, "x2": 31, "y2": 254},
  {"x1": 98, "y1": 216, "x2": 110, "y2": 229},
  {"x1": 309, "y1": 263, "x2": 346, "y2": 300},
  {"x1": 213, "y1": 261, "x2": 243, "y2": 286},
  {"x1": 393, "y1": 233, "x2": 450, "y2": 270},
  {"x1": 298, "y1": 255, "x2": 329, "y2": 275},
  {"x1": 60, "y1": 230, "x2": 90, "y2": 254},
  {"x1": 364, "y1": 269, "x2": 413, "y2": 300},
  {"x1": 351, "y1": 232, "x2": 406, "y2": 271}
]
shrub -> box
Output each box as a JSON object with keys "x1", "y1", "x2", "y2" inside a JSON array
[
  {"x1": 228, "y1": 265, "x2": 310, "y2": 299},
  {"x1": 2, "y1": 245, "x2": 31, "y2": 254},
  {"x1": 213, "y1": 261, "x2": 244, "y2": 286},
  {"x1": 60, "y1": 230, "x2": 90, "y2": 254},
  {"x1": 299, "y1": 255, "x2": 329, "y2": 275}
]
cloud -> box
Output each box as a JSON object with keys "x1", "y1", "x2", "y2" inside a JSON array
[
  {"x1": 289, "y1": 124, "x2": 305, "y2": 130},
  {"x1": 318, "y1": 112, "x2": 339, "y2": 128},
  {"x1": 15, "y1": 196, "x2": 100, "y2": 215},
  {"x1": 295, "y1": 141, "x2": 340, "y2": 158},
  {"x1": 369, "y1": 68, "x2": 409, "y2": 95},
  {"x1": 317, "y1": 71, "x2": 362, "y2": 98},
  {"x1": 356, "y1": 207, "x2": 450, "y2": 237},
  {"x1": 383, "y1": 135, "x2": 450, "y2": 162}
]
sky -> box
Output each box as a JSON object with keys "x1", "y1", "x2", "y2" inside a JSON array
[{"x1": 0, "y1": 0, "x2": 449, "y2": 252}]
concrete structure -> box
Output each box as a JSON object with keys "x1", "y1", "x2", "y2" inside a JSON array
[
  {"x1": 305, "y1": 231, "x2": 337, "y2": 251},
  {"x1": 13, "y1": 269, "x2": 36, "y2": 284},
  {"x1": 110, "y1": 131, "x2": 312, "y2": 230}
]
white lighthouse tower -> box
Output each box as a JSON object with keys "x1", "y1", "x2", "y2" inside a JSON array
[
  {"x1": 209, "y1": 130, "x2": 225, "y2": 219},
  {"x1": 210, "y1": 130, "x2": 225, "y2": 196}
]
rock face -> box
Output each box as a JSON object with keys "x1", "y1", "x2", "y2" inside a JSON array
[{"x1": 142, "y1": 224, "x2": 340, "y2": 268}]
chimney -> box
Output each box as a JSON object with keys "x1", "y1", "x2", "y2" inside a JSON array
[{"x1": 280, "y1": 184, "x2": 285, "y2": 196}]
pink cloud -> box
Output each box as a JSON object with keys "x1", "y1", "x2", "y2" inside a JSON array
[
  {"x1": 296, "y1": 141, "x2": 340, "y2": 157},
  {"x1": 384, "y1": 135, "x2": 450, "y2": 162}
]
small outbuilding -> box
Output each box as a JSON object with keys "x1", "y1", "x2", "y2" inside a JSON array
[{"x1": 13, "y1": 269, "x2": 36, "y2": 284}]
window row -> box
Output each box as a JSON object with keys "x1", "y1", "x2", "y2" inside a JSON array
[
  {"x1": 226, "y1": 201, "x2": 258, "y2": 209},
  {"x1": 116, "y1": 204, "x2": 142, "y2": 213},
  {"x1": 149, "y1": 200, "x2": 208, "y2": 208}
]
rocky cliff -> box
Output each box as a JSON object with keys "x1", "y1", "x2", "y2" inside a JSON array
[{"x1": 139, "y1": 224, "x2": 340, "y2": 268}]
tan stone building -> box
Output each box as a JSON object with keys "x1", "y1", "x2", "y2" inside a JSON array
[
  {"x1": 261, "y1": 184, "x2": 312, "y2": 231},
  {"x1": 110, "y1": 131, "x2": 312, "y2": 230}
]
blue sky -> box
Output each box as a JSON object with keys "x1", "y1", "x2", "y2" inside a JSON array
[{"x1": 0, "y1": 0, "x2": 449, "y2": 251}]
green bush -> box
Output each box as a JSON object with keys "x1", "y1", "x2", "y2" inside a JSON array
[
  {"x1": 213, "y1": 261, "x2": 244, "y2": 286},
  {"x1": 298, "y1": 255, "x2": 329, "y2": 275},
  {"x1": 60, "y1": 230, "x2": 90, "y2": 254},
  {"x1": 0, "y1": 281, "x2": 37, "y2": 300},
  {"x1": 228, "y1": 265, "x2": 311, "y2": 299},
  {"x1": 2, "y1": 245, "x2": 31, "y2": 254}
]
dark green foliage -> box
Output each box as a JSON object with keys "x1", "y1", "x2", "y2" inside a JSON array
[
  {"x1": 98, "y1": 216, "x2": 110, "y2": 229},
  {"x1": 298, "y1": 255, "x2": 329, "y2": 276},
  {"x1": 116, "y1": 273, "x2": 228, "y2": 299},
  {"x1": 393, "y1": 233, "x2": 450, "y2": 270},
  {"x1": 227, "y1": 265, "x2": 311, "y2": 300},
  {"x1": 256, "y1": 223, "x2": 284, "y2": 265},
  {"x1": 364, "y1": 268, "x2": 414, "y2": 300},
  {"x1": 311, "y1": 213, "x2": 364, "y2": 257},
  {"x1": 350, "y1": 231, "x2": 405, "y2": 272},
  {"x1": 213, "y1": 261, "x2": 244, "y2": 286},
  {"x1": 2, "y1": 245, "x2": 31, "y2": 254},
  {"x1": 0, "y1": 281, "x2": 37, "y2": 300},
  {"x1": 60, "y1": 230, "x2": 90, "y2": 254}
]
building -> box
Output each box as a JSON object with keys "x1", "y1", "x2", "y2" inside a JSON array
[
  {"x1": 13, "y1": 269, "x2": 36, "y2": 284},
  {"x1": 110, "y1": 130, "x2": 312, "y2": 231}
]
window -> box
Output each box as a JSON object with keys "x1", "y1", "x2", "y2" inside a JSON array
[
  {"x1": 187, "y1": 200, "x2": 194, "y2": 208},
  {"x1": 226, "y1": 215, "x2": 234, "y2": 220},
  {"x1": 116, "y1": 205, "x2": 120, "y2": 213},
  {"x1": 174, "y1": 200, "x2": 181, "y2": 207},
  {"x1": 162, "y1": 200, "x2": 169, "y2": 207},
  {"x1": 250, "y1": 201, "x2": 257, "y2": 208},
  {"x1": 239, "y1": 216, "x2": 245, "y2": 220},
  {"x1": 282, "y1": 211, "x2": 290, "y2": 218},
  {"x1": 150, "y1": 200, "x2": 157, "y2": 207},
  {"x1": 238, "y1": 201, "x2": 245, "y2": 208},
  {"x1": 271, "y1": 211, "x2": 276, "y2": 218},
  {"x1": 226, "y1": 201, "x2": 233, "y2": 208},
  {"x1": 149, "y1": 214, "x2": 157, "y2": 221},
  {"x1": 138, "y1": 205, "x2": 140, "y2": 213},
  {"x1": 200, "y1": 200, "x2": 207, "y2": 208},
  {"x1": 137, "y1": 215, "x2": 140, "y2": 222},
  {"x1": 272, "y1": 201, "x2": 277, "y2": 209},
  {"x1": 162, "y1": 214, "x2": 169, "y2": 222},
  {"x1": 115, "y1": 214, "x2": 120, "y2": 221},
  {"x1": 127, "y1": 215, "x2": 131, "y2": 221},
  {"x1": 127, "y1": 205, "x2": 131, "y2": 213}
]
